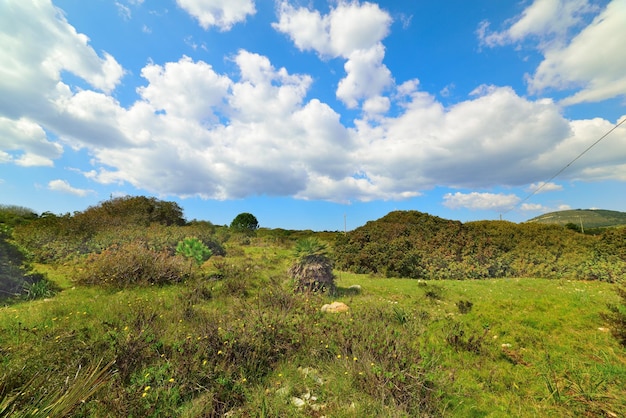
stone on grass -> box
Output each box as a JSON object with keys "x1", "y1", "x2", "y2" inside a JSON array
[{"x1": 321, "y1": 301, "x2": 349, "y2": 313}]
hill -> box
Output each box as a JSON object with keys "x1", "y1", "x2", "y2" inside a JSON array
[
  {"x1": 335, "y1": 210, "x2": 626, "y2": 281},
  {"x1": 526, "y1": 209, "x2": 626, "y2": 230}
]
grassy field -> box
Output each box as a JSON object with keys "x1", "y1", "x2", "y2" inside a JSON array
[
  {"x1": 1, "y1": 238, "x2": 625, "y2": 417},
  {"x1": 526, "y1": 209, "x2": 626, "y2": 230}
]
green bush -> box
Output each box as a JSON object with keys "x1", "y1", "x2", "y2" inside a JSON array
[
  {"x1": 601, "y1": 286, "x2": 626, "y2": 347},
  {"x1": 334, "y1": 210, "x2": 614, "y2": 280},
  {"x1": 76, "y1": 241, "x2": 188, "y2": 287}
]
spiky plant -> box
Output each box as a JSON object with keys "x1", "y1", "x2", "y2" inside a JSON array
[
  {"x1": 289, "y1": 238, "x2": 335, "y2": 292},
  {"x1": 176, "y1": 236, "x2": 212, "y2": 277}
]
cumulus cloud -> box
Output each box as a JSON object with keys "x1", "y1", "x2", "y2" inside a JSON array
[
  {"x1": 478, "y1": 0, "x2": 597, "y2": 48},
  {"x1": 273, "y1": 1, "x2": 391, "y2": 58},
  {"x1": 443, "y1": 192, "x2": 521, "y2": 212},
  {"x1": 274, "y1": 1, "x2": 393, "y2": 108},
  {"x1": 337, "y1": 45, "x2": 393, "y2": 108},
  {"x1": 0, "y1": 0, "x2": 124, "y2": 111},
  {"x1": 175, "y1": 0, "x2": 255, "y2": 31},
  {"x1": 0, "y1": 117, "x2": 62, "y2": 167},
  {"x1": 479, "y1": 0, "x2": 626, "y2": 105},
  {"x1": 2, "y1": 0, "x2": 626, "y2": 205},
  {"x1": 48, "y1": 179, "x2": 95, "y2": 196},
  {"x1": 138, "y1": 56, "x2": 231, "y2": 122},
  {"x1": 529, "y1": 1, "x2": 626, "y2": 105},
  {"x1": 0, "y1": 0, "x2": 125, "y2": 168}
]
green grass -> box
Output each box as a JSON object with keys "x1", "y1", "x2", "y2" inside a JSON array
[{"x1": 1, "y1": 243, "x2": 625, "y2": 416}]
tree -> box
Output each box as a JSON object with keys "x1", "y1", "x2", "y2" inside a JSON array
[{"x1": 230, "y1": 212, "x2": 259, "y2": 234}]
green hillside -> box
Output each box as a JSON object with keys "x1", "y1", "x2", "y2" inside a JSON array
[
  {"x1": 1, "y1": 199, "x2": 626, "y2": 416},
  {"x1": 335, "y1": 210, "x2": 626, "y2": 282},
  {"x1": 526, "y1": 209, "x2": 626, "y2": 229}
]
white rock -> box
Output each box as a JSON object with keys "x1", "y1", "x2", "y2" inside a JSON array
[{"x1": 291, "y1": 397, "x2": 306, "y2": 408}]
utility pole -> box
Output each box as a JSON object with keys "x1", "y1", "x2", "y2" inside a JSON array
[{"x1": 579, "y1": 216, "x2": 585, "y2": 234}]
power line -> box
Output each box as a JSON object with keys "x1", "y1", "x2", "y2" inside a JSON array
[{"x1": 504, "y1": 116, "x2": 626, "y2": 215}]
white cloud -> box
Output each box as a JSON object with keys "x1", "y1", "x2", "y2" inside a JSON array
[
  {"x1": 0, "y1": 116, "x2": 62, "y2": 167},
  {"x1": 336, "y1": 45, "x2": 393, "y2": 108},
  {"x1": 529, "y1": 1, "x2": 626, "y2": 105},
  {"x1": 526, "y1": 182, "x2": 563, "y2": 193},
  {"x1": 274, "y1": 1, "x2": 391, "y2": 59},
  {"x1": 0, "y1": 0, "x2": 125, "y2": 163},
  {"x1": 478, "y1": 0, "x2": 597, "y2": 48},
  {"x1": 48, "y1": 179, "x2": 94, "y2": 196},
  {"x1": 443, "y1": 192, "x2": 521, "y2": 212},
  {"x1": 521, "y1": 203, "x2": 573, "y2": 213},
  {"x1": 175, "y1": 0, "x2": 255, "y2": 31},
  {"x1": 138, "y1": 56, "x2": 231, "y2": 122},
  {"x1": 2, "y1": 2, "x2": 626, "y2": 205},
  {"x1": 275, "y1": 1, "x2": 393, "y2": 108},
  {"x1": 0, "y1": 1, "x2": 124, "y2": 105},
  {"x1": 478, "y1": 0, "x2": 626, "y2": 105},
  {"x1": 520, "y1": 203, "x2": 548, "y2": 211}
]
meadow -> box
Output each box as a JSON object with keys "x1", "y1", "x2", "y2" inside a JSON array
[{"x1": 1, "y1": 199, "x2": 625, "y2": 417}]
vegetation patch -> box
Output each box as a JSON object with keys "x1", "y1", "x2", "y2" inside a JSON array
[{"x1": 1, "y1": 199, "x2": 625, "y2": 416}]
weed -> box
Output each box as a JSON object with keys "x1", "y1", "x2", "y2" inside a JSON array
[
  {"x1": 423, "y1": 283, "x2": 445, "y2": 300},
  {"x1": 444, "y1": 319, "x2": 488, "y2": 354},
  {"x1": 392, "y1": 305, "x2": 409, "y2": 326},
  {"x1": 600, "y1": 285, "x2": 626, "y2": 347},
  {"x1": 22, "y1": 276, "x2": 57, "y2": 300},
  {"x1": 456, "y1": 299, "x2": 473, "y2": 314}
]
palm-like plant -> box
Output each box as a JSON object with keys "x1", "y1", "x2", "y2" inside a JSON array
[
  {"x1": 176, "y1": 237, "x2": 212, "y2": 277},
  {"x1": 289, "y1": 238, "x2": 335, "y2": 292}
]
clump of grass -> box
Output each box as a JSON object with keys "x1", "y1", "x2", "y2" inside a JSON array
[
  {"x1": 0, "y1": 359, "x2": 116, "y2": 417},
  {"x1": 22, "y1": 275, "x2": 58, "y2": 300}
]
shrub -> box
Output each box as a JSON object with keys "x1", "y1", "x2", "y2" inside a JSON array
[
  {"x1": 444, "y1": 319, "x2": 488, "y2": 354},
  {"x1": 601, "y1": 285, "x2": 626, "y2": 347},
  {"x1": 456, "y1": 299, "x2": 473, "y2": 314},
  {"x1": 76, "y1": 241, "x2": 188, "y2": 287}
]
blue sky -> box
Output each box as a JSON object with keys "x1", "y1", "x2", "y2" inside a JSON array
[{"x1": 1, "y1": 0, "x2": 625, "y2": 231}]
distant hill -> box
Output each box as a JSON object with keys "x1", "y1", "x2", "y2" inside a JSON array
[{"x1": 526, "y1": 209, "x2": 626, "y2": 230}]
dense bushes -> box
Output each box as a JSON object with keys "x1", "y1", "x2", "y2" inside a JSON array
[
  {"x1": 335, "y1": 211, "x2": 625, "y2": 281},
  {"x1": 76, "y1": 241, "x2": 189, "y2": 287},
  {"x1": 12, "y1": 198, "x2": 224, "y2": 263}
]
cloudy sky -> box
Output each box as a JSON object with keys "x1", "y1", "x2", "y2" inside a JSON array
[{"x1": 1, "y1": 0, "x2": 625, "y2": 230}]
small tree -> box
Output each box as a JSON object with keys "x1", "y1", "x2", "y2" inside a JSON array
[
  {"x1": 176, "y1": 237, "x2": 212, "y2": 277},
  {"x1": 289, "y1": 238, "x2": 335, "y2": 293},
  {"x1": 230, "y1": 213, "x2": 259, "y2": 235}
]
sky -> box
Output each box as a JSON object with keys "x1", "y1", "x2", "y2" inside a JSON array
[{"x1": 1, "y1": 0, "x2": 625, "y2": 231}]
